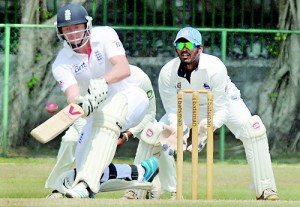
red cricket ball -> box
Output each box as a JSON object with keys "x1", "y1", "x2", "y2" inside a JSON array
[{"x1": 46, "y1": 101, "x2": 59, "y2": 114}]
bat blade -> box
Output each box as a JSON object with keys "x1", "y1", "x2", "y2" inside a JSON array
[{"x1": 31, "y1": 103, "x2": 84, "y2": 144}]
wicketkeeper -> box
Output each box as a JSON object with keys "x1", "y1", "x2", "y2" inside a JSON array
[{"x1": 157, "y1": 26, "x2": 279, "y2": 200}]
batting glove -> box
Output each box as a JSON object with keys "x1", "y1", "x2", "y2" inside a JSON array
[
  {"x1": 88, "y1": 78, "x2": 108, "y2": 103},
  {"x1": 75, "y1": 94, "x2": 101, "y2": 117}
]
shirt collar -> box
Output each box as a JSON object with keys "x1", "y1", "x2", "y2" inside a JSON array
[{"x1": 197, "y1": 53, "x2": 205, "y2": 70}]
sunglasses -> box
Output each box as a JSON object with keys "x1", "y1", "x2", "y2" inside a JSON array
[{"x1": 175, "y1": 42, "x2": 198, "y2": 50}]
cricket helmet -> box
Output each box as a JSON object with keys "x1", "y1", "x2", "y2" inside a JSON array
[{"x1": 56, "y1": 3, "x2": 93, "y2": 50}]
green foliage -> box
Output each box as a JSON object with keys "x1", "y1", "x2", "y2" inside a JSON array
[
  {"x1": 26, "y1": 74, "x2": 39, "y2": 90},
  {"x1": 34, "y1": 4, "x2": 55, "y2": 21},
  {"x1": 34, "y1": 50, "x2": 42, "y2": 63},
  {"x1": 269, "y1": 91, "x2": 278, "y2": 98},
  {"x1": 267, "y1": 33, "x2": 287, "y2": 56},
  {"x1": 268, "y1": 91, "x2": 279, "y2": 103}
]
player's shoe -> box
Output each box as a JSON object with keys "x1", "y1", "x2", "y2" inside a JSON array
[
  {"x1": 65, "y1": 182, "x2": 89, "y2": 198},
  {"x1": 46, "y1": 190, "x2": 64, "y2": 199},
  {"x1": 141, "y1": 157, "x2": 159, "y2": 182},
  {"x1": 146, "y1": 190, "x2": 161, "y2": 200},
  {"x1": 256, "y1": 188, "x2": 279, "y2": 200},
  {"x1": 122, "y1": 190, "x2": 138, "y2": 199}
]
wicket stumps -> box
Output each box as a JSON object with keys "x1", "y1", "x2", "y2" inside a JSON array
[{"x1": 176, "y1": 89, "x2": 214, "y2": 200}]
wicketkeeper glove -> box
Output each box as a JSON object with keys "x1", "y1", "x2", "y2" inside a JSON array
[
  {"x1": 160, "y1": 125, "x2": 189, "y2": 156},
  {"x1": 88, "y1": 78, "x2": 108, "y2": 104},
  {"x1": 187, "y1": 134, "x2": 207, "y2": 152}
]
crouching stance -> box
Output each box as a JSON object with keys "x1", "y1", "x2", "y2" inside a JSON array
[
  {"x1": 157, "y1": 26, "x2": 279, "y2": 200},
  {"x1": 51, "y1": 3, "x2": 152, "y2": 198}
]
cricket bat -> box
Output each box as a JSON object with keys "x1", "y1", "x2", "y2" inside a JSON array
[{"x1": 31, "y1": 103, "x2": 84, "y2": 144}]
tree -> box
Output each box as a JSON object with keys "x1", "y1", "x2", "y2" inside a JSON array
[
  {"x1": 257, "y1": 0, "x2": 300, "y2": 153},
  {"x1": 8, "y1": 0, "x2": 86, "y2": 148}
]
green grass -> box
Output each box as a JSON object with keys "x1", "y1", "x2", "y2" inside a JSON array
[{"x1": 0, "y1": 157, "x2": 299, "y2": 207}]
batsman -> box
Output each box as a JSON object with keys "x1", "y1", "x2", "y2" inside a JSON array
[
  {"x1": 47, "y1": 3, "x2": 159, "y2": 198},
  {"x1": 158, "y1": 26, "x2": 279, "y2": 200}
]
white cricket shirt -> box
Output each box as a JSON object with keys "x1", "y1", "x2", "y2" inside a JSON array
[
  {"x1": 52, "y1": 26, "x2": 138, "y2": 95},
  {"x1": 158, "y1": 53, "x2": 232, "y2": 129}
]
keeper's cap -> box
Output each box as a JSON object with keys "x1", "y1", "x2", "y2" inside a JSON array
[{"x1": 174, "y1": 26, "x2": 202, "y2": 46}]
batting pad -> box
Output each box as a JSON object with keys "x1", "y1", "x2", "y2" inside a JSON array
[
  {"x1": 240, "y1": 115, "x2": 277, "y2": 197},
  {"x1": 74, "y1": 93, "x2": 128, "y2": 193}
]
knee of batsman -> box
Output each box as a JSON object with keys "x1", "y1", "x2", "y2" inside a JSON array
[
  {"x1": 94, "y1": 94, "x2": 129, "y2": 133},
  {"x1": 94, "y1": 114, "x2": 128, "y2": 134},
  {"x1": 238, "y1": 115, "x2": 267, "y2": 141}
]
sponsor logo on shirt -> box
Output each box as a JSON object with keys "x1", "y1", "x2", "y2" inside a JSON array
[
  {"x1": 177, "y1": 82, "x2": 182, "y2": 89},
  {"x1": 113, "y1": 40, "x2": 123, "y2": 48},
  {"x1": 73, "y1": 62, "x2": 88, "y2": 74},
  {"x1": 94, "y1": 50, "x2": 103, "y2": 62},
  {"x1": 147, "y1": 90, "x2": 153, "y2": 99},
  {"x1": 203, "y1": 83, "x2": 210, "y2": 89},
  {"x1": 230, "y1": 96, "x2": 239, "y2": 100}
]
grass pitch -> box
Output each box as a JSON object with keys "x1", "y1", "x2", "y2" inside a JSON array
[{"x1": 0, "y1": 157, "x2": 299, "y2": 207}]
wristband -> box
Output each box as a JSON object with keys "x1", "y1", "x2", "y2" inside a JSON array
[{"x1": 123, "y1": 133, "x2": 129, "y2": 141}]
